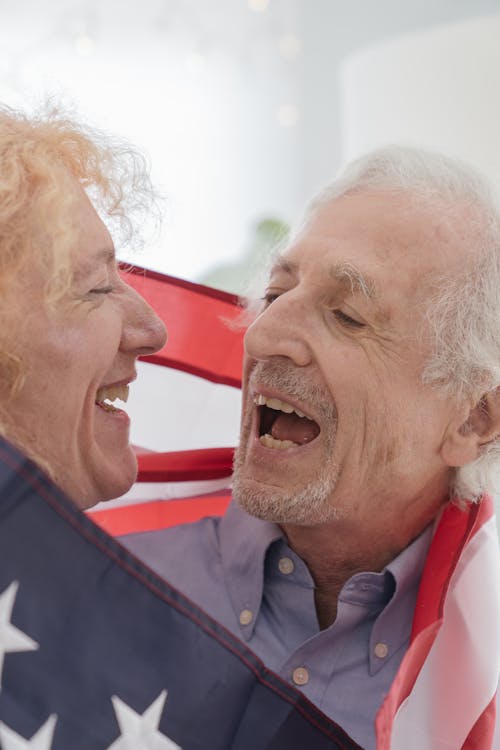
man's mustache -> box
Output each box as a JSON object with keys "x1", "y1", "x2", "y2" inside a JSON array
[{"x1": 248, "y1": 359, "x2": 337, "y2": 423}]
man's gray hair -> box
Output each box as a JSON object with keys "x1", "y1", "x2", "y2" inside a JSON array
[{"x1": 310, "y1": 145, "x2": 500, "y2": 502}]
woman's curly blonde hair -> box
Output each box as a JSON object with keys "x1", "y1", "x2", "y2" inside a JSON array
[{"x1": 0, "y1": 102, "x2": 156, "y2": 399}]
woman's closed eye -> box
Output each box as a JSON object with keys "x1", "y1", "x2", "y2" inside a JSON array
[{"x1": 90, "y1": 286, "x2": 114, "y2": 295}]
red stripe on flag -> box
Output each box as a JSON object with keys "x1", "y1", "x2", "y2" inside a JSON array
[
  {"x1": 119, "y1": 265, "x2": 245, "y2": 388},
  {"x1": 461, "y1": 693, "x2": 496, "y2": 749},
  {"x1": 136, "y1": 447, "x2": 235, "y2": 482},
  {"x1": 90, "y1": 493, "x2": 232, "y2": 536},
  {"x1": 411, "y1": 496, "x2": 494, "y2": 640}
]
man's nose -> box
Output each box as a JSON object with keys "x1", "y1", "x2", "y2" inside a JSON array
[
  {"x1": 121, "y1": 285, "x2": 167, "y2": 356},
  {"x1": 244, "y1": 294, "x2": 312, "y2": 367}
]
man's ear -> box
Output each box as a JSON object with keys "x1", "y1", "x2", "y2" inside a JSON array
[{"x1": 441, "y1": 388, "x2": 500, "y2": 467}]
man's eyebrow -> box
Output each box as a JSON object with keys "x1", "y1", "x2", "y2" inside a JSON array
[
  {"x1": 268, "y1": 255, "x2": 298, "y2": 277},
  {"x1": 329, "y1": 262, "x2": 378, "y2": 300},
  {"x1": 269, "y1": 255, "x2": 378, "y2": 301}
]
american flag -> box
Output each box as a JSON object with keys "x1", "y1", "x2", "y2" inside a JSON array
[{"x1": 0, "y1": 436, "x2": 361, "y2": 749}]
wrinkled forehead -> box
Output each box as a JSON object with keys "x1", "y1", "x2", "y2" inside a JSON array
[{"x1": 290, "y1": 190, "x2": 472, "y2": 287}]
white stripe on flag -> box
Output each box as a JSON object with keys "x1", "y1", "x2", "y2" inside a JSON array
[
  {"x1": 128, "y1": 362, "x2": 241, "y2": 453},
  {"x1": 390, "y1": 514, "x2": 500, "y2": 749}
]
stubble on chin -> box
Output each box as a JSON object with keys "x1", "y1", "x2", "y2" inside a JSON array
[
  {"x1": 232, "y1": 359, "x2": 341, "y2": 526},
  {"x1": 232, "y1": 463, "x2": 343, "y2": 525}
]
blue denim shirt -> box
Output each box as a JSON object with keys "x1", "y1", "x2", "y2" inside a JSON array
[{"x1": 121, "y1": 501, "x2": 432, "y2": 749}]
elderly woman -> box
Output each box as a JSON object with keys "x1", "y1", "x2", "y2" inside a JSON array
[{"x1": 0, "y1": 104, "x2": 166, "y2": 508}]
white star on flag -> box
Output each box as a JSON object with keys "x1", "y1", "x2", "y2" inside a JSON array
[
  {"x1": 107, "y1": 690, "x2": 181, "y2": 749},
  {"x1": 0, "y1": 581, "x2": 38, "y2": 687},
  {"x1": 0, "y1": 714, "x2": 57, "y2": 750}
]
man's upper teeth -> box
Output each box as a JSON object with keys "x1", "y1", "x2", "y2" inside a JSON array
[
  {"x1": 254, "y1": 393, "x2": 306, "y2": 419},
  {"x1": 96, "y1": 384, "x2": 129, "y2": 405}
]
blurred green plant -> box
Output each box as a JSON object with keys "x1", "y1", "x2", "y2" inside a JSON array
[{"x1": 197, "y1": 217, "x2": 289, "y2": 295}]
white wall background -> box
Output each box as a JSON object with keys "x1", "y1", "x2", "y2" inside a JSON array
[
  {"x1": 340, "y1": 13, "x2": 500, "y2": 188},
  {"x1": 296, "y1": 0, "x2": 500, "y2": 205},
  {"x1": 2, "y1": 0, "x2": 499, "y2": 285}
]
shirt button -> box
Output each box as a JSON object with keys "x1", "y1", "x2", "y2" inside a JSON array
[
  {"x1": 278, "y1": 557, "x2": 294, "y2": 575},
  {"x1": 292, "y1": 667, "x2": 309, "y2": 686},
  {"x1": 374, "y1": 642, "x2": 389, "y2": 659},
  {"x1": 239, "y1": 609, "x2": 253, "y2": 626}
]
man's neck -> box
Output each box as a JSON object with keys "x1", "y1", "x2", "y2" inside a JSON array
[{"x1": 280, "y1": 512, "x2": 438, "y2": 630}]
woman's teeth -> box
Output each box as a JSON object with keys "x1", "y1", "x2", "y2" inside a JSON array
[{"x1": 95, "y1": 384, "x2": 129, "y2": 412}]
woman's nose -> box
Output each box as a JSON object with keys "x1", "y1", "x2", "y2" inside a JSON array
[{"x1": 121, "y1": 284, "x2": 168, "y2": 356}]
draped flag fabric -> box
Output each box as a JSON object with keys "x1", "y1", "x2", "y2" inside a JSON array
[
  {"x1": 377, "y1": 497, "x2": 500, "y2": 749},
  {"x1": 0, "y1": 436, "x2": 362, "y2": 750},
  {"x1": 118, "y1": 265, "x2": 245, "y2": 388}
]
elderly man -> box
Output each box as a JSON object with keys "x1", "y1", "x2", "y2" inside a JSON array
[{"x1": 123, "y1": 147, "x2": 500, "y2": 749}]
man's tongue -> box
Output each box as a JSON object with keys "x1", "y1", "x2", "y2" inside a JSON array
[{"x1": 270, "y1": 412, "x2": 320, "y2": 445}]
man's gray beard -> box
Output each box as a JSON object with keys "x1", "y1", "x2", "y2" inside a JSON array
[{"x1": 232, "y1": 359, "x2": 343, "y2": 526}]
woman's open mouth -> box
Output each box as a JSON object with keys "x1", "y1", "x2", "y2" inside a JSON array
[
  {"x1": 95, "y1": 384, "x2": 130, "y2": 414},
  {"x1": 254, "y1": 393, "x2": 320, "y2": 450}
]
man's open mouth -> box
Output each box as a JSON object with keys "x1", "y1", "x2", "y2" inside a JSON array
[
  {"x1": 95, "y1": 384, "x2": 130, "y2": 413},
  {"x1": 254, "y1": 393, "x2": 320, "y2": 450}
]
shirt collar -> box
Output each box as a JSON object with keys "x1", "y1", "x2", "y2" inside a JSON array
[
  {"x1": 220, "y1": 500, "x2": 433, "y2": 650},
  {"x1": 368, "y1": 523, "x2": 433, "y2": 674},
  {"x1": 219, "y1": 501, "x2": 282, "y2": 640},
  {"x1": 385, "y1": 523, "x2": 433, "y2": 597}
]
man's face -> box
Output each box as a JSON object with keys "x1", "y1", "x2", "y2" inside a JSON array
[
  {"x1": 0, "y1": 187, "x2": 166, "y2": 508},
  {"x1": 233, "y1": 190, "x2": 471, "y2": 533}
]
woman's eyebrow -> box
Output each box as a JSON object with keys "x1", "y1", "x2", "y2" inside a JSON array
[
  {"x1": 72, "y1": 246, "x2": 116, "y2": 281},
  {"x1": 96, "y1": 246, "x2": 117, "y2": 264}
]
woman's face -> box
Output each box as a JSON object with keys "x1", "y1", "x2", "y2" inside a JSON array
[{"x1": 1, "y1": 186, "x2": 166, "y2": 508}]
